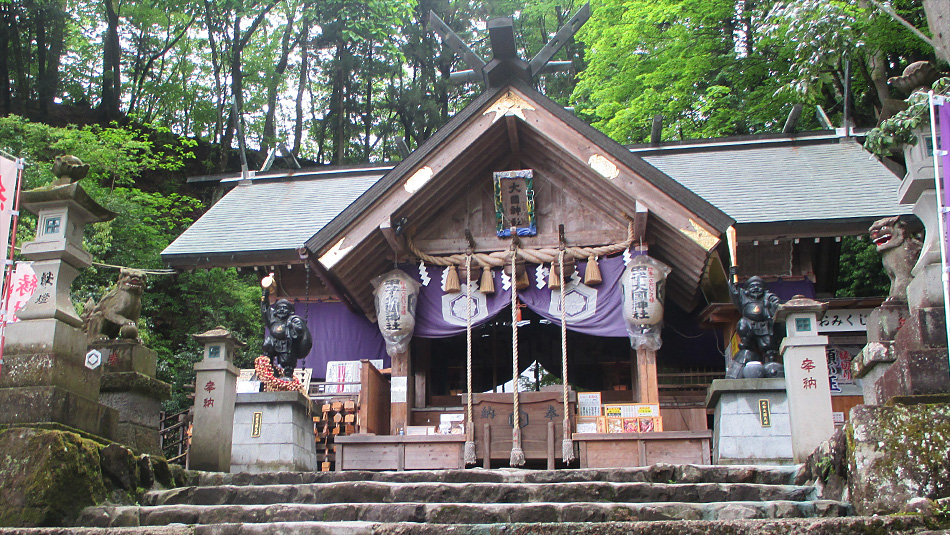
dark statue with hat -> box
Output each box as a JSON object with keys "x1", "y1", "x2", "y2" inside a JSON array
[
  {"x1": 260, "y1": 273, "x2": 313, "y2": 378},
  {"x1": 726, "y1": 266, "x2": 784, "y2": 379}
]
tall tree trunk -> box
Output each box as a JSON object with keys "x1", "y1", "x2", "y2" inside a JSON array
[
  {"x1": 923, "y1": 0, "x2": 950, "y2": 65},
  {"x1": 0, "y1": 3, "x2": 11, "y2": 114},
  {"x1": 101, "y1": 0, "x2": 122, "y2": 119},
  {"x1": 263, "y1": 15, "x2": 296, "y2": 154},
  {"x1": 293, "y1": 20, "x2": 310, "y2": 157}
]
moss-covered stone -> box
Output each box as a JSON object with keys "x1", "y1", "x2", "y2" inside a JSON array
[
  {"x1": 0, "y1": 427, "x2": 107, "y2": 526},
  {"x1": 849, "y1": 403, "x2": 950, "y2": 515},
  {"x1": 0, "y1": 427, "x2": 187, "y2": 527}
]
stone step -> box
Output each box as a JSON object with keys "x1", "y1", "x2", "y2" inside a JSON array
[
  {"x1": 4, "y1": 516, "x2": 933, "y2": 535},
  {"x1": 142, "y1": 481, "x2": 816, "y2": 506},
  {"x1": 78, "y1": 499, "x2": 850, "y2": 527},
  {"x1": 185, "y1": 464, "x2": 802, "y2": 487}
]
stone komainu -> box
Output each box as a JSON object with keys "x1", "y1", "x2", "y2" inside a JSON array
[
  {"x1": 868, "y1": 215, "x2": 924, "y2": 302},
  {"x1": 82, "y1": 268, "x2": 147, "y2": 341}
]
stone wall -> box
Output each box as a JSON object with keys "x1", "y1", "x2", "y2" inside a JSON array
[{"x1": 0, "y1": 427, "x2": 188, "y2": 527}]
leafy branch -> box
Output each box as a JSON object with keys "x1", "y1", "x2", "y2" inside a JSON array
[{"x1": 863, "y1": 77, "x2": 950, "y2": 158}]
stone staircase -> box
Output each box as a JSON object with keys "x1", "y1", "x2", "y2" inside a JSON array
[{"x1": 6, "y1": 464, "x2": 943, "y2": 534}]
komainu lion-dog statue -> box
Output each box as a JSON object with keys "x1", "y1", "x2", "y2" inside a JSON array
[
  {"x1": 82, "y1": 268, "x2": 147, "y2": 342},
  {"x1": 868, "y1": 215, "x2": 924, "y2": 302}
]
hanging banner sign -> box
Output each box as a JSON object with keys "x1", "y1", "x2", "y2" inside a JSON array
[
  {"x1": 0, "y1": 156, "x2": 17, "y2": 261},
  {"x1": 4, "y1": 262, "x2": 36, "y2": 323}
]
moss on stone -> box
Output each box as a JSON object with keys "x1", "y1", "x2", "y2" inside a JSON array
[{"x1": 0, "y1": 427, "x2": 107, "y2": 526}]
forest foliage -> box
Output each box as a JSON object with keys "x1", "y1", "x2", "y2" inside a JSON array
[{"x1": 0, "y1": 0, "x2": 941, "y2": 409}]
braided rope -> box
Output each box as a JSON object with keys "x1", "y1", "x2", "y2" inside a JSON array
[
  {"x1": 510, "y1": 247, "x2": 525, "y2": 467},
  {"x1": 463, "y1": 254, "x2": 476, "y2": 465},
  {"x1": 557, "y1": 250, "x2": 575, "y2": 463},
  {"x1": 406, "y1": 222, "x2": 634, "y2": 267}
]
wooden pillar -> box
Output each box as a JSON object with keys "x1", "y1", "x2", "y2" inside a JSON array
[
  {"x1": 390, "y1": 348, "x2": 413, "y2": 434},
  {"x1": 635, "y1": 348, "x2": 659, "y2": 404}
]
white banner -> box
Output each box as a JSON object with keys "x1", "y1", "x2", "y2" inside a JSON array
[
  {"x1": 5, "y1": 262, "x2": 35, "y2": 323},
  {"x1": 0, "y1": 156, "x2": 17, "y2": 264}
]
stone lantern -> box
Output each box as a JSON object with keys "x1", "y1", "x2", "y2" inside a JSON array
[
  {"x1": 0, "y1": 177, "x2": 118, "y2": 439},
  {"x1": 190, "y1": 326, "x2": 244, "y2": 471},
  {"x1": 775, "y1": 296, "x2": 834, "y2": 462}
]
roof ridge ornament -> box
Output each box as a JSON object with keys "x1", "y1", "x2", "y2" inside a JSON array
[{"x1": 428, "y1": 3, "x2": 590, "y2": 89}]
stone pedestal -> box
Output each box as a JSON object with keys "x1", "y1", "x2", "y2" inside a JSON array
[
  {"x1": 853, "y1": 302, "x2": 908, "y2": 404},
  {"x1": 231, "y1": 391, "x2": 316, "y2": 473},
  {"x1": 706, "y1": 378, "x2": 793, "y2": 465},
  {"x1": 95, "y1": 341, "x2": 170, "y2": 455},
  {"x1": 876, "y1": 307, "x2": 950, "y2": 402}
]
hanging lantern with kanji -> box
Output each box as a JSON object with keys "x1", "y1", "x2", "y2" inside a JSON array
[
  {"x1": 620, "y1": 255, "x2": 672, "y2": 350},
  {"x1": 372, "y1": 269, "x2": 421, "y2": 356}
]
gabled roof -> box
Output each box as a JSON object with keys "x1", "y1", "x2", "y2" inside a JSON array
[
  {"x1": 631, "y1": 133, "x2": 911, "y2": 239},
  {"x1": 161, "y1": 166, "x2": 387, "y2": 265},
  {"x1": 297, "y1": 81, "x2": 731, "y2": 314}
]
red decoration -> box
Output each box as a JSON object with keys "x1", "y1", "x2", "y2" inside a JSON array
[{"x1": 254, "y1": 355, "x2": 303, "y2": 393}]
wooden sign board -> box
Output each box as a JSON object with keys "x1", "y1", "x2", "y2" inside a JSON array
[{"x1": 493, "y1": 169, "x2": 536, "y2": 237}]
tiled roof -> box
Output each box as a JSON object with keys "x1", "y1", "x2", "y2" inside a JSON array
[
  {"x1": 638, "y1": 138, "x2": 910, "y2": 225},
  {"x1": 161, "y1": 169, "x2": 386, "y2": 260}
]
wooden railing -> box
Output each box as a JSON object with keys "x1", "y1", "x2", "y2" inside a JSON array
[{"x1": 159, "y1": 408, "x2": 191, "y2": 466}]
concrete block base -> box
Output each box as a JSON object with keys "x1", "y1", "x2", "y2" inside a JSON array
[
  {"x1": 706, "y1": 379, "x2": 793, "y2": 465},
  {"x1": 231, "y1": 391, "x2": 315, "y2": 473}
]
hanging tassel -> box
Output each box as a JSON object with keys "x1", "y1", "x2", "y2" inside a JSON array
[
  {"x1": 464, "y1": 440, "x2": 477, "y2": 465},
  {"x1": 562, "y1": 417, "x2": 576, "y2": 463},
  {"x1": 516, "y1": 268, "x2": 529, "y2": 290},
  {"x1": 445, "y1": 265, "x2": 461, "y2": 293},
  {"x1": 584, "y1": 255, "x2": 602, "y2": 285},
  {"x1": 510, "y1": 445, "x2": 526, "y2": 467},
  {"x1": 480, "y1": 266, "x2": 495, "y2": 294},
  {"x1": 548, "y1": 262, "x2": 561, "y2": 290}
]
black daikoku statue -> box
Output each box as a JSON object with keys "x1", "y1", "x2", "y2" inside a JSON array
[
  {"x1": 261, "y1": 274, "x2": 313, "y2": 378},
  {"x1": 727, "y1": 266, "x2": 783, "y2": 379}
]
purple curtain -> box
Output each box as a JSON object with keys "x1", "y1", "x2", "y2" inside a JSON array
[
  {"x1": 299, "y1": 301, "x2": 389, "y2": 380},
  {"x1": 408, "y1": 254, "x2": 629, "y2": 338}
]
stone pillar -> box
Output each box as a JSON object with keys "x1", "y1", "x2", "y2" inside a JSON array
[
  {"x1": 96, "y1": 340, "x2": 171, "y2": 455},
  {"x1": 0, "y1": 183, "x2": 118, "y2": 438},
  {"x1": 190, "y1": 327, "x2": 243, "y2": 472},
  {"x1": 776, "y1": 297, "x2": 835, "y2": 463}
]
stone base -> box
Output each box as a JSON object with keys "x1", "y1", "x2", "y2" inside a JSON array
[
  {"x1": 853, "y1": 342, "x2": 896, "y2": 405},
  {"x1": 0, "y1": 385, "x2": 117, "y2": 439},
  {"x1": 848, "y1": 403, "x2": 950, "y2": 515},
  {"x1": 91, "y1": 340, "x2": 157, "y2": 377},
  {"x1": 865, "y1": 302, "x2": 908, "y2": 343},
  {"x1": 99, "y1": 372, "x2": 170, "y2": 456},
  {"x1": 231, "y1": 391, "x2": 315, "y2": 473},
  {"x1": 706, "y1": 379, "x2": 793, "y2": 465},
  {"x1": 875, "y1": 308, "x2": 950, "y2": 402},
  {"x1": 0, "y1": 319, "x2": 101, "y2": 400}
]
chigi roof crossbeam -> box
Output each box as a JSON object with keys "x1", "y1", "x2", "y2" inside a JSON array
[{"x1": 428, "y1": 3, "x2": 590, "y2": 89}]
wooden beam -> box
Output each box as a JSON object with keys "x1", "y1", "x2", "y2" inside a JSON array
[
  {"x1": 635, "y1": 348, "x2": 659, "y2": 404},
  {"x1": 379, "y1": 220, "x2": 408, "y2": 259},
  {"x1": 506, "y1": 116, "x2": 521, "y2": 168},
  {"x1": 299, "y1": 249, "x2": 365, "y2": 316},
  {"x1": 528, "y1": 2, "x2": 591, "y2": 75},
  {"x1": 633, "y1": 201, "x2": 648, "y2": 244}
]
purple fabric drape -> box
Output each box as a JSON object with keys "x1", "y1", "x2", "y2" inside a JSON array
[
  {"x1": 408, "y1": 254, "x2": 630, "y2": 338},
  {"x1": 298, "y1": 301, "x2": 389, "y2": 379},
  {"x1": 767, "y1": 279, "x2": 816, "y2": 301}
]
